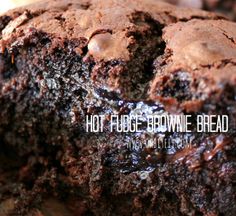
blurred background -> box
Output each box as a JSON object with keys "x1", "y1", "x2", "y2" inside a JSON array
[
  {"x1": 0, "y1": 0, "x2": 39, "y2": 14},
  {"x1": 0, "y1": 0, "x2": 235, "y2": 20},
  {"x1": 160, "y1": 0, "x2": 236, "y2": 20}
]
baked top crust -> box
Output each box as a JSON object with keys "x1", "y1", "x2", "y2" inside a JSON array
[{"x1": 1, "y1": 0, "x2": 235, "y2": 111}]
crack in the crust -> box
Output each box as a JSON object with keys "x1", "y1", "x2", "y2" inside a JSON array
[
  {"x1": 178, "y1": 14, "x2": 226, "y2": 22},
  {"x1": 214, "y1": 25, "x2": 236, "y2": 45},
  {"x1": 161, "y1": 11, "x2": 177, "y2": 23},
  {"x1": 199, "y1": 59, "x2": 236, "y2": 69},
  {"x1": 162, "y1": 11, "x2": 225, "y2": 24},
  {"x1": 222, "y1": 32, "x2": 236, "y2": 44},
  {"x1": 127, "y1": 40, "x2": 166, "y2": 99},
  {"x1": 89, "y1": 11, "x2": 167, "y2": 101},
  {"x1": 161, "y1": 11, "x2": 225, "y2": 24}
]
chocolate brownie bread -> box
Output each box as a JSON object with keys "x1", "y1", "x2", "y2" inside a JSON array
[{"x1": 0, "y1": 0, "x2": 235, "y2": 215}]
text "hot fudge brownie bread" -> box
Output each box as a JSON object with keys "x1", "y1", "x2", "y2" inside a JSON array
[{"x1": 0, "y1": 0, "x2": 236, "y2": 215}]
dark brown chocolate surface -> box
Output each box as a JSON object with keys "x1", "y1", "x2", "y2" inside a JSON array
[{"x1": 0, "y1": 0, "x2": 235, "y2": 215}]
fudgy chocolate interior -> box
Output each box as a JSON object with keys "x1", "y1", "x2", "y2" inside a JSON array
[{"x1": 0, "y1": 0, "x2": 236, "y2": 215}]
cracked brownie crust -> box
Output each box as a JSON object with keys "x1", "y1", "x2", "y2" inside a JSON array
[
  {"x1": 0, "y1": 0, "x2": 235, "y2": 215},
  {"x1": 150, "y1": 19, "x2": 236, "y2": 112}
]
